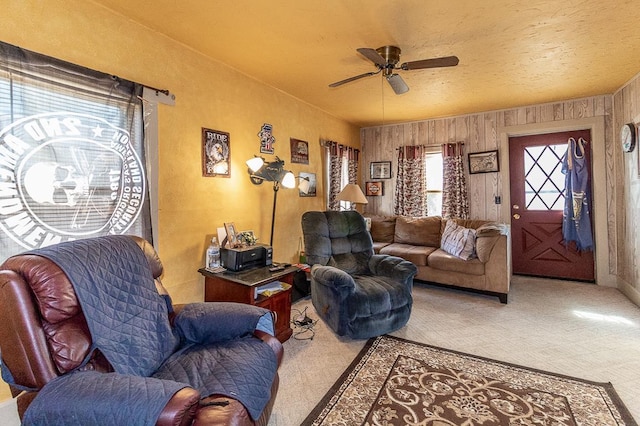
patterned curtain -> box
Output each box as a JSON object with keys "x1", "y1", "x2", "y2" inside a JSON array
[
  {"x1": 325, "y1": 142, "x2": 359, "y2": 210},
  {"x1": 442, "y1": 142, "x2": 469, "y2": 219},
  {"x1": 347, "y1": 147, "x2": 359, "y2": 184},
  {"x1": 327, "y1": 141, "x2": 342, "y2": 210},
  {"x1": 394, "y1": 145, "x2": 427, "y2": 216}
]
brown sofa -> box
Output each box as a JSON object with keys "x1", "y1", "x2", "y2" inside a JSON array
[{"x1": 368, "y1": 215, "x2": 511, "y2": 303}]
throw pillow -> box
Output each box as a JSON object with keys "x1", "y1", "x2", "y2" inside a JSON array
[
  {"x1": 441, "y1": 220, "x2": 477, "y2": 260},
  {"x1": 369, "y1": 215, "x2": 396, "y2": 243},
  {"x1": 395, "y1": 216, "x2": 442, "y2": 247}
]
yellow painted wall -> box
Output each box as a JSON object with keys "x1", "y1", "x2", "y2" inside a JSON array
[{"x1": 0, "y1": 0, "x2": 359, "y2": 402}]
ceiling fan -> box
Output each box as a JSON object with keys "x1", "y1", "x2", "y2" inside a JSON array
[{"x1": 329, "y1": 46, "x2": 459, "y2": 95}]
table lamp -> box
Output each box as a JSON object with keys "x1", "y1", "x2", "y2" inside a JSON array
[{"x1": 335, "y1": 183, "x2": 368, "y2": 210}]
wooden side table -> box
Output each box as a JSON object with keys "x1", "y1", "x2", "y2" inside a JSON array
[{"x1": 198, "y1": 265, "x2": 297, "y2": 342}]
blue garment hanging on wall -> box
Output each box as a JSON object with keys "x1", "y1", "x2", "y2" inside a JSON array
[{"x1": 561, "y1": 137, "x2": 594, "y2": 251}]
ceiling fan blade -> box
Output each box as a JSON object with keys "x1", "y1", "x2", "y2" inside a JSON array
[
  {"x1": 401, "y1": 55, "x2": 459, "y2": 71},
  {"x1": 329, "y1": 70, "x2": 380, "y2": 87},
  {"x1": 386, "y1": 74, "x2": 409, "y2": 95},
  {"x1": 357, "y1": 48, "x2": 387, "y2": 66}
]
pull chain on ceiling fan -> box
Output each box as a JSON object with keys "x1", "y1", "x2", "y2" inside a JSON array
[{"x1": 329, "y1": 45, "x2": 459, "y2": 95}]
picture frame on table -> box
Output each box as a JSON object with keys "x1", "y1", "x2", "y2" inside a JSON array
[
  {"x1": 468, "y1": 150, "x2": 499, "y2": 174},
  {"x1": 370, "y1": 161, "x2": 391, "y2": 179},
  {"x1": 224, "y1": 222, "x2": 238, "y2": 247}
]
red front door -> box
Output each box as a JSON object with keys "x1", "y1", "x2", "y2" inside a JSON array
[{"x1": 509, "y1": 130, "x2": 595, "y2": 281}]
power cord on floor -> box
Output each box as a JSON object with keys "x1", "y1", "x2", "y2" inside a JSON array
[{"x1": 290, "y1": 306, "x2": 316, "y2": 340}]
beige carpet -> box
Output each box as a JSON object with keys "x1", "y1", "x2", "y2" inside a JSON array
[
  {"x1": 268, "y1": 277, "x2": 640, "y2": 426},
  {"x1": 302, "y1": 334, "x2": 636, "y2": 425}
]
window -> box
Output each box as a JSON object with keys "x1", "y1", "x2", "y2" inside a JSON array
[
  {"x1": 425, "y1": 151, "x2": 443, "y2": 216},
  {"x1": 339, "y1": 155, "x2": 350, "y2": 210},
  {"x1": 0, "y1": 42, "x2": 151, "y2": 260},
  {"x1": 523, "y1": 144, "x2": 566, "y2": 210}
]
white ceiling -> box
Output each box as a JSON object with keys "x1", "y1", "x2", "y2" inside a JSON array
[{"x1": 92, "y1": 0, "x2": 640, "y2": 127}]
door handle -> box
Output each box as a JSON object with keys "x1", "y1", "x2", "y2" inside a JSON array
[{"x1": 513, "y1": 213, "x2": 521, "y2": 220}]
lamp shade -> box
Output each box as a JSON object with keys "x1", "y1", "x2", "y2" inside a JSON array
[
  {"x1": 281, "y1": 171, "x2": 296, "y2": 189},
  {"x1": 335, "y1": 183, "x2": 368, "y2": 204},
  {"x1": 246, "y1": 156, "x2": 264, "y2": 172}
]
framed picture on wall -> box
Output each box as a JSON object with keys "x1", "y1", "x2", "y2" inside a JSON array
[
  {"x1": 290, "y1": 138, "x2": 309, "y2": 164},
  {"x1": 366, "y1": 181, "x2": 384, "y2": 196},
  {"x1": 202, "y1": 128, "x2": 230, "y2": 177},
  {"x1": 468, "y1": 150, "x2": 499, "y2": 174},
  {"x1": 370, "y1": 161, "x2": 391, "y2": 179},
  {"x1": 299, "y1": 172, "x2": 317, "y2": 197}
]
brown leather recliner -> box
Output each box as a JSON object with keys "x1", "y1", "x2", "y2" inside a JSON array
[{"x1": 0, "y1": 236, "x2": 283, "y2": 425}]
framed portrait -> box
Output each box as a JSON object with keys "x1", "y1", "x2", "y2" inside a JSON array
[
  {"x1": 366, "y1": 181, "x2": 384, "y2": 196},
  {"x1": 202, "y1": 128, "x2": 230, "y2": 177},
  {"x1": 224, "y1": 222, "x2": 238, "y2": 247},
  {"x1": 468, "y1": 150, "x2": 500, "y2": 174},
  {"x1": 290, "y1": 138, "x2": 309, "y2": 164},
  {"x1": 370, "y1": 161, "x2": 391, "y2": 179},
  {"x1": 299, "y1": 172, "x2": 317, "y2": 197}
]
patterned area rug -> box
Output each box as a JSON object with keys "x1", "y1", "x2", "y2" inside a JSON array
[{"x1": 302, "y1": 335, "x2": 637, "y2": 426}]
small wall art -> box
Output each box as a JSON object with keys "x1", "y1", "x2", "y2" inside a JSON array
[
  {"x1": 370, "y1": 161, "x2": 391, "y2": 179},
  {"x1": 258, "y1": 123, "x2": 275, "y2": 154},
  {"x1": 299, "y1": 172, "x2": 317, "y2": 197},
  {"x1": 290, "y1": 138, "x2": 309, "y2": 164},
  {"x1": 366, "y1": 181, "x2": 384, "y2": 196},
  {"x1": 468, "y1": 150, "x2": 500, "y2": 174},
  {"x1": 202, "y1": 128, "x2": 230, "y2": 177}
]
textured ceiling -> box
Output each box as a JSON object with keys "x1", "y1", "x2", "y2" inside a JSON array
[{"x1": 92, "y1": 0, "x2": 640, "y2": 127}]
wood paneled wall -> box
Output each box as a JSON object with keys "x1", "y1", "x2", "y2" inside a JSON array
[
  {"x1": 361, "y1": 95, "x2": 611, "y2": 222},
  {"x1": 613, "y1": 74, "x2": 640, "y2": 302},
  {"x1": 361, "y1": 95, "x2": 620, "y2": 287}
]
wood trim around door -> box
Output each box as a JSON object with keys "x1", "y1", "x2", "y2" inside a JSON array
[{"x1": 498, "y1": 116, "x2": 613, "y2": 287}]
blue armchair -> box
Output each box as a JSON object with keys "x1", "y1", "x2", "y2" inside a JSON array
[{"x1": 301, "y1": 211, "x2": 417, "y2": 339}]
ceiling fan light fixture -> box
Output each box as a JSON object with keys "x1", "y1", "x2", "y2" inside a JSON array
[
  {"x1": 329, "y1": 45, "x2": 458, "y2": 94},
  {"x1": 386, "y1": 74, "x2": 409, "y2": 95}
]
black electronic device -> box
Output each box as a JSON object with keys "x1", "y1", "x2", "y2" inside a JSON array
[{"x1": 221, "y1": 244, "x2": 272, "y2": 272}]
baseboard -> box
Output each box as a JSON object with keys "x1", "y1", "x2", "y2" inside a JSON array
[
  {"x1": 619, "y1": 280, "x2": 640, "y2": 307},
  {"x1": 0, "y1": 398, "x2": 20, "y2": 426}
]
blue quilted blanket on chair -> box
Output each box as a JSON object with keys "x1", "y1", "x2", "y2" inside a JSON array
[
  {"x1": 30, "y1": 235, "x2": 180, "y2": 376},
  {"x1": 26, "y1": 235, "x2": 278, "y2": 422}
]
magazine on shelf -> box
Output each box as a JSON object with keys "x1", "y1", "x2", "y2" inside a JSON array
[{"x1": 255, "y1": 281, "x2": 286, "y2": 298}]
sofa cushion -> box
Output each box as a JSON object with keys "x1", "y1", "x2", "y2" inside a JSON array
[
  {"x1": 476, "y1": 223, "x2": 504, "y2": 237},
  {"x1": 446, "y1": 218, "x2": 492, "y2": 231},
  {"x1": 372, "y1": 241, "x2": 391, "y2": 253},
  {"x1": 395, "y1": 216, "x2": 442, "y2": 247},
  {"x1": 427, "y1": 249, "x2": 485, "y2": 275},
  {"x1": 379, "y1": 243, "x2": 436, "y2": 266},
  {"x1": 369, "y1": 215, "x2": 396, "y2": 243},
  {"x1": 441, "y1": 220, "x2": 477, "y2": 260}
]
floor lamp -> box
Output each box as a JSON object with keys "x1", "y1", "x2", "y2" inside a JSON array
[{"x1": 246, "y1": 156, "x2": 308, "y2": 246}]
